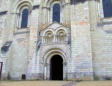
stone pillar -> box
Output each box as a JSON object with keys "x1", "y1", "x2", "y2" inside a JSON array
[
  {"x1": 46, "y1": 63, "x2": 50, "y2": 80},
  {"x1": 64, "y1": 3, "x2": 71, "y2": 26}
]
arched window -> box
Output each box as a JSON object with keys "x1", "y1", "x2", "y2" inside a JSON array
[
  {"x1": 21, "y1": 9, "x2": 29, "y2": 28},
  {"x1": 53, "y1": 3, "x2": 60, "y2": 23},
  {"x1": 102, "y1": 0, "x2": 112, "y2": 18},
  {"x1": 44, "y1": 31, "x2": 54, "y2": 43},
  {"x1": 57, "y1": 29, "x2": 66, "y2": 43}
]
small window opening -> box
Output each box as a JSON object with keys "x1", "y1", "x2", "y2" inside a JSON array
[
  {"x1": 53, "y1": 3, "x2": 60, "y2": 23},
  {"x1": 21, "y1": 9, "x2": 29, "y2": 28},
  {"x1": 102, "y1": 0, "x2": 112, "y2": 18}
]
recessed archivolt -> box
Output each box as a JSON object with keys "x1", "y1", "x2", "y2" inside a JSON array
[
  {"x1": 12, "y1": 0, "x2": 33, "y2": 13},
  {"x1": 41, "y1": 0, "x2": 70, "y2": 7},
  {"x1": 43, "y1": 48, "x2": 66, "y2": 64},
  {"x1": 41, "y1": 29, "x2": 54, "y2": 36},
  {"x1": 55, "y1": 26, "x2": 70, "y2": 35},
  {"x1": 44, "y1": 31, "x2": 54, "y2": 42},
  {"x1": 45, "y1": 31, "x2": 53, "y2": 37},
  {"x1": 56, "y1": 29, "x2": 66, "y2": 35}
]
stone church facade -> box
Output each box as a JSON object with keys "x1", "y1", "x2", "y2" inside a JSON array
[{"x1": 0, "y1": 0, "x2": 112, "y2": 80}]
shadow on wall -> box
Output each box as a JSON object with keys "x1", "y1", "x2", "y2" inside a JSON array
[
  {"x1": 1, "y1": 41, "x2": 12, "y2": 54},
  {"x1": 70, "y1": 0, "x2": 100, "y2": 5}
]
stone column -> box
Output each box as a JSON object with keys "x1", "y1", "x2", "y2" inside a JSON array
[{"x1": 46, "y1": 63, "x2": 50, "y2": 80}]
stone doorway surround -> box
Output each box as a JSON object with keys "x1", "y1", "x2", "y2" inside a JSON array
[
  {"x1": 43, "y1": 49, "x2": 67, "y2": 80},
  {"x1": 37, "y1": 22, "x2": 70, "y2": 80}
]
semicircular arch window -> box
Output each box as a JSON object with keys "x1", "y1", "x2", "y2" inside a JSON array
[
  {"x1": 45, "y1": 31, "x2": 54, "y2": 43},
  {"x1": 57, "y1": 29, "x2": 66, "y2": 43},
  {"x1": 53, "y1": 3, "x2": 60, "y2": 23}
]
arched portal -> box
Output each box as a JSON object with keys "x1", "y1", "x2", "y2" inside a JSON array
[
  {"x1": 43, "y1": 49, "x2": 67, "y2": 80},
  {"x1": 50, "y1": 55, "x2": 63, "y2": 80}
]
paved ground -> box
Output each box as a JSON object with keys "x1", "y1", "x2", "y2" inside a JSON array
[
  {"x1": 0, "y1": 81, "x2": 71, "y2": 86},
  {"x1": 0, "y1": 80, "x2": 112, "y2": 86},
  {"x1": 76, "y1": 81, "x2": 112, "y2": 86}
]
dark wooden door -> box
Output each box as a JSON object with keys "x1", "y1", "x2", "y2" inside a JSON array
[{"x1": 0, "y1": 62, "x2": 3, "y2": 80}]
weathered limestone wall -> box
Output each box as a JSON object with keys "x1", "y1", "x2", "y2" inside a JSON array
[
  {"x1": 0, "y1": 0, "x2": 10, "y2": 79},
  {"x1": 27, "y1": 5, "x2": 40, "y2": 79},
  {"x1": 0, "y1": 0, "x2": 9, "y2": 11},
  {"x1": 0, "y1": 0, "x2": 34, "y2": 80},
  {"x1": 70, "y1": 1, "x2": 93, "y2": 80},
  {"x1": 8, "y1": 32, "x2": 29, "y2": 80},
  {"x1": 92, "y1": 27, "x2": 112, "y2": 80},
  {"x1": 1, "y1": 0, "x2": 112, "y2": 80},
  {"x1": 89, "y1": 0, "x2": 112, "y2": 80},
  {"x1": 28, "y1": 8, "x2": 39, "y2": 62},
  {"x1": 0, "y1": 14, "x2": 7, "y2": 47}
]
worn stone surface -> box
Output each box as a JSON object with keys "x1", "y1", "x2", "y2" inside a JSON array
[{"x1": 0, "y1": 0, "x2": 112, "y2": 81}]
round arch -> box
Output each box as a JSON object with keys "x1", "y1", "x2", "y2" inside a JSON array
[
  {"x1": 44, "y1": 0, "x2": 61, "y2": 8},
  {"x1": 44, "y1": 48, "x2": 66, "y2": 64},
  {"x1": 43, "y1": 0, "x2": 70, "y2": 8},
  {"x1": 11, "y1": 0, "x2": 32, "y2": 30},
  {"x1": 12, "y1": 0, "x2": 33, "y2": 13},
  {"x1": 43, "y1": 48, "x2": 67, "y2": 80},
  {"x1": 42, "y1": 29, "x2": 54, "y2": 37}
]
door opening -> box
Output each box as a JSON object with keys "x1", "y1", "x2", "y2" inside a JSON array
[{"x1": 50, "y1": 55, "x2": 63, "y2": 80}]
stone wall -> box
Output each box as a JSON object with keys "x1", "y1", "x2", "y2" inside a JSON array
[
  {"x1": 70, "y1": 1, "x2": 93, "y2": 80},
  {"x1": 0, "y1": 0, "x2": 112, "y2": 80},
  {"x1": 92, "y1": 22, "x2": 112, "y2": 80},
  {"x1": 89, "y1": 0, "x2": 112, "y2": 80}
]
